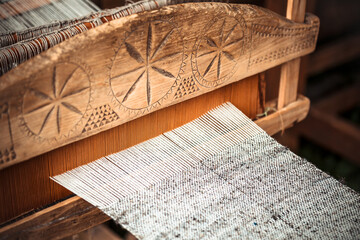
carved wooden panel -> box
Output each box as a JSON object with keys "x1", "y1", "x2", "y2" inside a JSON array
[
  {"x1": 20, "y1": 62, "x2": 92, "y2": 142},
  {"x1": 191, "y1": 14, "x2": 248, "y2": 88},
  {"x1": 109, "y1": 19, "x2": 185, "y2": 113},
  {"x1": 0, "y1": 103, "x2": 16, "y2": 164},
  {"x1": 0, "y1": 3, "x2": 319, "y2": 169}
]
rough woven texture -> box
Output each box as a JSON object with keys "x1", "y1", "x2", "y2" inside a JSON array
[{"x1": 53, "y1": 103, "x2": 360, "y2": 239}]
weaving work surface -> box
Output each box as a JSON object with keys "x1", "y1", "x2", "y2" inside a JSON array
[{"x1": 53, "y1": 103, "x2": 360, "y2": 239}]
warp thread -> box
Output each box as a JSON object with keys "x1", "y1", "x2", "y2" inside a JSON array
[{"x1": 53, "y1": 102, "x2": 360, "y2": 239}]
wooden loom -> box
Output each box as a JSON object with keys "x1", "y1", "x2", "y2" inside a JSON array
[{"x1": 0, "y1": 0, "x2": 319, "y2": 238}]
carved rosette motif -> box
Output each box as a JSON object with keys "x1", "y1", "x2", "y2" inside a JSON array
[
  {"x1": 21, "y1": 62, "x2": 92, "y2": 141},
  {"x1": 191, "y1": 15, "x2": 247, "y2": 88},
  {"x1": 109, "y1": 19, "x2": 185, "y2": 113}
]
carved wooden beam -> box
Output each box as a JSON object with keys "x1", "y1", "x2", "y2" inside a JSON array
[
  {"x1": 0, "y1": 3, "x2": 319, "y2": 169},
  {"x1": 0, "y1": 95, "x2": 310, "y2": 239}
]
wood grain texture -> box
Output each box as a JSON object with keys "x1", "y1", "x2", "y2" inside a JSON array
[
  {"x1": 0, "y1": 196, "x2": 109, "y2": 240},
  {"x1": 286, "y1": 0, "x2": 307, "y2": 22},
  {"x1": 0, "y1": 75, "x2": 260, "y2": 224},
  {"x1": 277, "y1": 58, "x2": 301, "y2": 108},
  {"x1": 277, "y1": 0, "x2": 307, "y2": 109},
  {"x1": 0, "y1": 95, "x2": 310, "y2": 240},
  {"x1": 0, "y1": 3, "x2": 319, "y2": 169},
  {"x1": 256, "y1": 95, "x2": 309, "y2": 136}
]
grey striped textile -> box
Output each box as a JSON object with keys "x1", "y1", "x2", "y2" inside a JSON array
[{"x1": 53, "y1": 102, "x2": 360, "y2": 239}]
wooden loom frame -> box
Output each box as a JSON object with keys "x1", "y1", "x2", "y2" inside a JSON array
[{"x1": 0, "y1": 0, "x2": 317, "y2": 238}]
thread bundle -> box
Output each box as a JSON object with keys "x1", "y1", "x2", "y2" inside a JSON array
[{"x1": 0, "y1": 0, "x2": 227, "y2": 76}]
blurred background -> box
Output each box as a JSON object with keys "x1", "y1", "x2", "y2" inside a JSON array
[{"x1": 266, "y1": 0, "x2": 360, "y2": 193}]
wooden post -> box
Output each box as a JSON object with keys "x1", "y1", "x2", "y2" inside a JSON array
[{"x1": 278, "y1": 0, "x2": 307, "y2": 109}]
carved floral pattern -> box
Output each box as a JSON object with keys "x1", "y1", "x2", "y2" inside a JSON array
[
  {"x1": 110, "y1": 20, "x2": 184, "y2": 112},
  {"x1": 192, "y1": 17, "x2": 247, "y2": 87},
  {"x1": 21, "y1": 62, "x2": 90, "y2": 140}
]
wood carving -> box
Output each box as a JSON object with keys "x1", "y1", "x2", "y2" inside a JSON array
[
  {"x1": 0, "y1": 3, "x2": 319, "y2": 169},
  {"x1": 82, "y1": 104, "x2": 120, "y2": 133},
  {"x1": 20, "y1": 61, "x2": 92, "y2": 141},
  {"x1": 174, "y1": 76, "x2": 200, "y2": 99},
  {"x1": 191, "y1": 14, "x2": 247, "y2": 87},
  {"x1": 0, "y1": 103, "x2": 16, "y2": 164},
  {"x1": 109, "y1": 19, "x2": 185, "y2": 113}
]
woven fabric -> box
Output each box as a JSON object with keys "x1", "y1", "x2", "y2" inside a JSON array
[{"x1": 53, "y1": 103, "x2": 360, "y2": 239}]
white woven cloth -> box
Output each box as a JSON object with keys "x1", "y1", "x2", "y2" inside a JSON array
[{"x1": 53, "y1": 103, "x2": 360, "y2": 239}]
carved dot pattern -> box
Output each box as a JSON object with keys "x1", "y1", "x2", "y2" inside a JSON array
[
  {"x1": 22, "y1": 62, "x2": 90, "y2": 140},
  {"x1": 174, "y1": 76, "x2": 199, "y2": 99},
  {"x1": 110, "y1": 20, "x2": 184, "y2": 112},
  {"x1": 82, "y1": 104, "x2": 119, "y2": 133}
]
